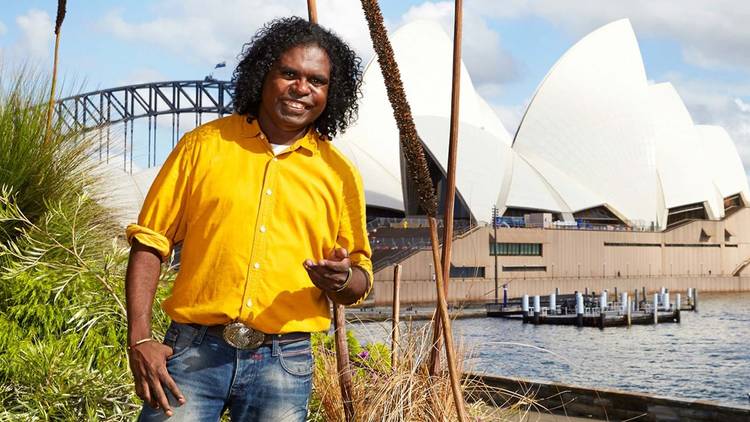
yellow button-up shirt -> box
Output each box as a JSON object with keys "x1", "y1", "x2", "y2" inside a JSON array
[{"x1": 126, "y1": 114, "x2": 372, "y2": 334}]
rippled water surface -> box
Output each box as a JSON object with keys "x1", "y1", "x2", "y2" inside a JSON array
[{"x1": 355, "y1": 292, "x2": 750, "y2": 407}]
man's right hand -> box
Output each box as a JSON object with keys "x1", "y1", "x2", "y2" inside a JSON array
[
  {"x1": 126, "y1": 240, "x2": 185, "y2": 416},
  {"x1": 128, "y1": 341, "x2": 185, "y2": 416}
]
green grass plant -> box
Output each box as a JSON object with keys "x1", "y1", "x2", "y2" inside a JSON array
[
  {"x1": 0, "y1": 71, "x2": 96, "y2": 246},
  {"x1": 0, "y1": 70, "x2": 171, "y2": 421}
]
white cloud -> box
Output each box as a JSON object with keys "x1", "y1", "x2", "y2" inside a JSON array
[
  {"x1": 98, "y1": 0, "x2": 374, "y2": 69},
  {"x1": 667, "y1": 76, "x2": 750, "y2": 176},
  {"x1": 97, "y1": 0, "x2": 519, "y2": 86},
  {"x1": 401, "y1": 1, "x2": 517, "y2": 87},
  {"x1": 15, "y1": 9, "x2": 53, "y2": 62},
  {"x1": 734, "y1": 98, "x2": 750, "y2": 113},
  {"x1": 477, "y1": 0, "x2": 750, "y2": 72}
]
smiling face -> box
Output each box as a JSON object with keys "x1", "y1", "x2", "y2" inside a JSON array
[{"x1": 258, "y1": 44, "x2": 331, "y2": 144}]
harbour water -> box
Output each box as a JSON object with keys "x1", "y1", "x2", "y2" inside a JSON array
[{"x1": 355, "y1": 291, "x2": 750, "y2": 408}]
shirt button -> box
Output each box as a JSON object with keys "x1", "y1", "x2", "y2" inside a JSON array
[
  {"x1": 259, "y1": 225, "x2": 267, "y2": 233},
  {"x1": 246, "y1": 298, "x2": 253, "y2": 308},
  {"x1": 266, "y1": 189, "x2": 272, "y2": 195},
  {"x1": 273, "y1": 157, "x2": 278, "y2": 162},
  {"x1": 254, "y1": 262, "x2": 260, "y2": 269}
]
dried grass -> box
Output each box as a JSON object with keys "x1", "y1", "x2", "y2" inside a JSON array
[{"x1": 309, "y1": 321, "x2": 534, "y2": 421}]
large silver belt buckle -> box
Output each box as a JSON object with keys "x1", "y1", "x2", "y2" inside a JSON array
[{"x1": 222, "y1": 322, "x2": 265, "y2": 350}]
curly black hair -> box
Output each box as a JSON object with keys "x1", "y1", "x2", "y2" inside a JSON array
[{"x1": 232, "y1": 17, "x2": 363, "y2": 140}]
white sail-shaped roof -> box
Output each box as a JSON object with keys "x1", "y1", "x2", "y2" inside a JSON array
[
  {"x1": 512, "y1": 19, "x2": 658, "y2": 227},
  {"x1": 335, "y1": 19, "x2": 513, "y2": 218},
  {"x1": 697, "y1": 125, "x2": 750, "y2": 206},
  {"x1": 335, "y1": 46, "x2": 405, "y2": 211},
  {"x1": 333, "y1": 138, "x2": 404, "y2": 211},
  {"x1": 502, "y1": 153, "x2": 569, "y2": 214},
  {"x1": 414, "y1": 115, "x2": 510, "y2": 223},
  {"x1": 650, "y1": 83, "x2": 722, "y2": 220}
]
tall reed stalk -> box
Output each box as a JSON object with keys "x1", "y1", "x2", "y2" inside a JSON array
[
  {"x1": 359, "y1": 1, "x2": 467, "y2": 419},
  {"x1": 44, "y1": 0, "x2": 67, "y2": 145},
  {"x1": 429, "y1": 0, "x2": 464, "y2": 382},
  {"x1": 303, "y1": 3, "x2": 356, "y2": 419}
]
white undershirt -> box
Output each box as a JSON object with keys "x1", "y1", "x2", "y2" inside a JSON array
[{"x1": 270, "y1": 143, "x2": 289, "y2": 156}]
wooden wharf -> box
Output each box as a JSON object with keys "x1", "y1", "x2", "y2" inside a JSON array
[{"x1": 486, "y1": 287, "x2": 698, "y2": 328}]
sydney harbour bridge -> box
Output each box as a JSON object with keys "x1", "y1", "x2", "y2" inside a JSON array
[{"x1": 57, "y1": 79, "x2": 235, "y2": 173}]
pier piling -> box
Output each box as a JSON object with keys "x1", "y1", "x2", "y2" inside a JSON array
[
  {"x1": 576, "y1": 292, "x2": 584, "y2": 328},
  {"x1": 626, "y1": 297, "x2": 632, "y2": 327},
  {"x1": 533, "y1": 295, "x2": 541, "y2": 325},
  {"x1": 693, "y1": 288, "x2": 699, "y2": 312},
  {"x1": 550, "y1": 293, "x2": 557, "y2": 315},
  {"x1": 653, "y1": 293, "x2": 659, "y2": 324},
  {"x1": 634, "y1": 288, "x2": 639, "y2": 309},
  {"x1": 522, "y1": 294, "x2": 529, "y2": 323}
]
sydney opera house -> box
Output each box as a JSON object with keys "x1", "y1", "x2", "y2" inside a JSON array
[
  {"x1": 110, "y1": 19, "x2": 750, "y2": 305},
  {"x1": 334, "y1": 19, "x2": 750, "y2": 304}
]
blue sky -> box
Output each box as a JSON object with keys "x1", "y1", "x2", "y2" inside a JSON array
[{"x1": 2, "y1": 1, "x2": 750, "y2": 176}]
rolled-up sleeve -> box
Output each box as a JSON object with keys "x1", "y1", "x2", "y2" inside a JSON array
[
  {"x1": 337, "y1": 166, "x2": 373, "y2": 305},
  {"x1": 125, "y1": 134, "x2": 196, "y2": 261}
]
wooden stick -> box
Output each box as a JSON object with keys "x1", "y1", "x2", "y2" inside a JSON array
[
  {"x1": 44, "y1": 0, "x2": 67, "y2": 145},
  {"x1": 391, "y1": 264, "x2": 402, "y2": 370},
  {"x1": 304, "y1": 3, "x2": 354, "y2": 420},
  {"x1": 334, "y1": 304, "x2": 355, "y2": 421},
  {"x1": 358, "y1": 0, "x2": 464, "y2": 419},
  {"x1": 307, "y1": 0, "x2": 318, "y2": 24},
  {"x1": 428, "y1": 217, "x2": 468, "y2": 421},
  {"x1": 429, "y1": 0, "x2": 464, "y2": 377}
]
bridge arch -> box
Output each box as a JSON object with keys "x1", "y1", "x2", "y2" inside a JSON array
[{"x1": 57, "y1": 80, "x2": 236, "y2": 173}]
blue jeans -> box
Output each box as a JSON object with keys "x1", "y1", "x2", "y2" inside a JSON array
[{"x1": 137, "y1": 322, "x2": 312, "y2": 421}]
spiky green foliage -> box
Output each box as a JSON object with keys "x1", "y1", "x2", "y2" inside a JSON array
[{"x1": 0, "y1": 71, "x2": 172, "y2": 420}]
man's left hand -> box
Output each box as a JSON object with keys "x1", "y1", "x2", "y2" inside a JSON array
[{"x1": 304, "y1": 248, "x2": 351, "y2": 292}]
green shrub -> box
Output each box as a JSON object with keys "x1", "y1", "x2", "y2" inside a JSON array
[
  {"x1": 0, "y1": 72, "x2": 96, "y2": 247},
  {"x1": 0, "y1": 71, "x2": 169, "y2": 421}
]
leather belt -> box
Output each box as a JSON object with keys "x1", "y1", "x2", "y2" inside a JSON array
[{"x1": 190, "y1": 323, "x2": 310, "y2": 349}]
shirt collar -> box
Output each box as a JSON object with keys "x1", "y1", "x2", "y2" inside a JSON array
[{"x1": 245, "y1": 117, "x2": 320, "y2": 154}]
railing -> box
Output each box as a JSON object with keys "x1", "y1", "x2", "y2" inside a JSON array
[
  {"x1": 367, "y1": 216, "x2": 473, "y2": 233},
  {"x1": 493, "y1": 216, "x2": 660, "y2": 233}
]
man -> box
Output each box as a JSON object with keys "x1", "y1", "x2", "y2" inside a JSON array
[{"x1": 125, "y1": 17, "x2": 371, "y2": 421}]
